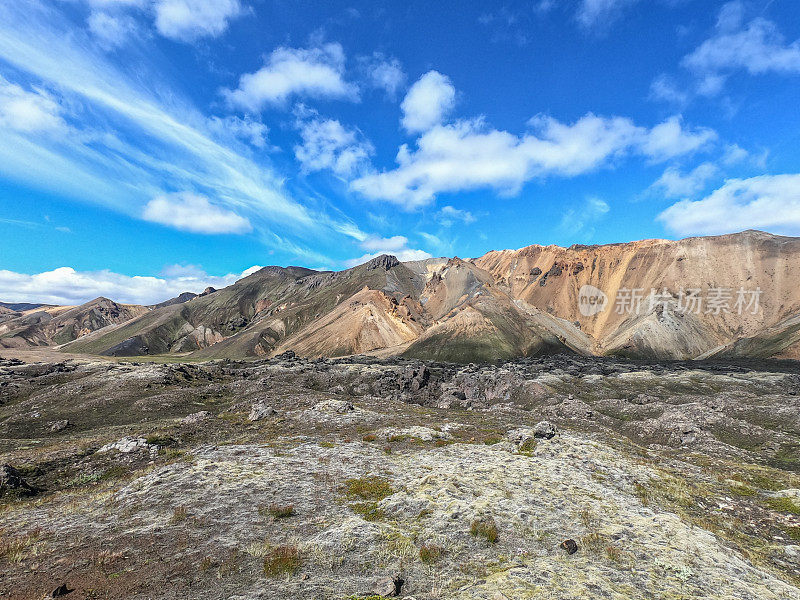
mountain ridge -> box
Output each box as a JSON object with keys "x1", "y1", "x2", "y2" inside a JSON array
[{"x1": 2, "y1": 230, "x2": 799, "y2": 362}]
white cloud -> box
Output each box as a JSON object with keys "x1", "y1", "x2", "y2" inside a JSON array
[
  {"x1": 143, "y1": 192, "x2": 252, "y2": 234},
  {"x1": 294, "y1": 118, "x2": 373, "y2": 178},
  {"x1": 683, "y1": 2, "x2": 800, "y2": 95},
  {"x1": 0, "y1": 2, "x2": 357, "y2": 247},
  {"x1": 224, "y1": 43, "x2": 358, "y2": 111},
  {"x1": 365, "y1": 54, "x2": 406, "y2": 99},
  {"x1": 344, "y1": 235, "x2": 432, "y2": 267},
  {"x1": 153, "y1": 0, "x2": 242, "y2": 42},
  {"x1": 576, "y1": 0, "x2": 639, "y2": 30},
  {"x1": 436, "y1": 205, "x2": 476, "y2": 226},
  {"x1": 658, "y1": 174, "x2": 800, "y2": 236},
  {"x1": 649, "y1": 74, "x2": 689, "y2": 105},
  {"x1": 360, "y1": 235, "x2": 409, "y2": 252},
  {"x1": 639, "y1": 116, "x2": 717, "y2": 162},
  {"x1": 351, "y1": 113, "x2": 716, "y2": 208},
  {"x1": 206, "y1": 114, "x2": 268, "y2": 147},
  {"x1": 0, "y1": 264, "x2": 262, "y2": 306},
  {"x1": 87, "y1": 0, "x2": 147, "y2": 7},
  {"x1": 87, "y1": 10, "x2": 140, "y2": 48},
  {"x1": 400, "y1": 71, "x2": 456, "y2": 134},
  {"x1": 0, "y1": 75, "x2": 65, "y2": 134},
  {"x1": 650, "y1": 162, "x2": 718, "y2": 199}
]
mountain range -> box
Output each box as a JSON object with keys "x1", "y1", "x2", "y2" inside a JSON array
[{"x1": 2, "y1": 230, "x2": 799, "y2": 362}]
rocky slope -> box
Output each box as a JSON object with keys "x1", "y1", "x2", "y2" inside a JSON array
[
  {"x1": 0, "y1": 298, "x2": 148, "y2": 349},
  {"x1": 1, "y1": 351, "x2": 799, "y2": 599}
]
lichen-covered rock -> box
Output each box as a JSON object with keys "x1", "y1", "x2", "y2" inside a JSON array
[
  {"x1": 248, "y1": 403, "x2": 277, "y2": 421},
  {"x1": 98, "y1": 437, "x2": 155, "y2": 455},
  {"x1": 533, "y1": 420, "x2": 556, "y2": 439}
]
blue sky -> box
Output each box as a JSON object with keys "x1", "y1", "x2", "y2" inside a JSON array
[{"x1": 1, "y1": 0, "x2": 800, "y2": 304}]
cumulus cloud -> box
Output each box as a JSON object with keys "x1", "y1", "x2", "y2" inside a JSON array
[
  {"x1": 351, "y1": 114, "x2": 716, "y2": 208},
  {"x1": 344, "y1": 235, "x2": 432, "y2": 267},
  {"x1": 0, "y1": 264, "x2": 262, "y2": 306},
  {"x1": 364, "y1": 53, "x2": 406, "y2": 99},
  {"x1": 682, "y1": 2, "x2": 800, "y2": 95},
  {"x1": 0, "y1": 75, "x2": 65, "y2": 134},
  {"x1": 143, "y1": 192, "x2": 252, "y2": 234},
  {"x1": 223, "y1": 43, "x2": 358, "y2": 112},
  {"x1": 658, "y1": 174, "x2": 800, "y2": 236},
  {"x1": 294, "y1": 118, "x2": 374, "y2": 178},
  {"x1": 650, "y1": 163, "x2": 718, "y2": 199},
  {"x1": 400, "y1": 71, "x2": 456, "y2": 133},
  {"x1": 639, "y1": 116, "x2": 717, "y2": 162},
  {"x1": 153, "y1": 0, "x2": 243, "y2": 42}
]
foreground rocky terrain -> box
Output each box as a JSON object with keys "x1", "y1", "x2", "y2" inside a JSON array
[
  {"x1": 1, "y1": 349, "x2": 800, "y2": 599},
  {"x1": 3, "y1": 230, "x2": 800, "y2": 362}
]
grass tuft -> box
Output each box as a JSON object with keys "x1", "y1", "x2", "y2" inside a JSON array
[
  {"x1": 259, "y1": 503, "x2": 295, "y2": 519},
  {"x1": 263, "y1": 545, "x2": 301, "y2": 577},
  {"x1": 419, "y1": 543, "x2": 444, "y2": 564},
  {"x1": 470, "y1": 517, "x2": 498, "y2": 544},
  {"x1": 344, "y1": 476, "x2": 394, "y2": 501}
]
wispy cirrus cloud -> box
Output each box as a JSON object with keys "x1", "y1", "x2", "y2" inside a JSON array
[{"x1": 0, "y1": 1, "x2": 365, "y2": 256}]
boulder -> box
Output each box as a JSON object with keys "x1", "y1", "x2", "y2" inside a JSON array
[
  {"x1": 98, "y1": 437, "x2": 155, "y2": 455},
  {"x1": 533, "y1": 420, "x2": 556, "y2": 439},
  {"x1": 180, "y1": 411, "x2": 212, "y2": 425},
  {"x1": 560, "y1": 538, "x2": 578, "y2": 555},
  {"x1": 49, "y1": 419, "x2": 70, "y2": 433},
  {"x1": 0, "y1": 464, "x2": 38, "y2": 498},
  {"x1": 314, "y1": 399, "x2": 355, "y2": 414},
  {"x1": 248, "y1": 403, "x2": 277, "y2": 421}
]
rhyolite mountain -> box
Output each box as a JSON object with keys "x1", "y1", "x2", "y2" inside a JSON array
[{"x1": 3, "y1": 230, "x2": 800, "y2": 362}]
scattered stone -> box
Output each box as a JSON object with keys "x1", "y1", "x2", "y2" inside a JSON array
[
  {"x1": 51, "y1": 583, "x2": 73, "y2": 597},
  {"x1": 533, "y1": 420, "x2": 556, "y2": 439},
  {"x1": 49, "y1": 419, "x2": 70, "y2": 433},
  {"x1": 560, "y1": 539, "x2": 578, "y2": 555},
  {"x1": 274, "y1": 350, "x2": 297, "y2": 360},
  {"x1": 437, "y1": 390, "x2": 468, "y2": 409},
  {"x1": 179, "y1": 411, "x2": 212, "y2": 425},
  {"x1": 98, "y1": 437, "x2": 154, "y2": 454},
  {"x1": 315, "y1": 399, "x2": 354, "y2": 413},
  {"x1": 506, "y1": 428, "x2": 536, "y2": 452},
  {"x1": 0, "y1": 464, "x2": 38, "y2": 498},
  {"x1": 373, "y1": 573, "x2": 405, "y2": 597},
  {"x1": 248, "y1": 403, "x2": 277, "y2": 421}
]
